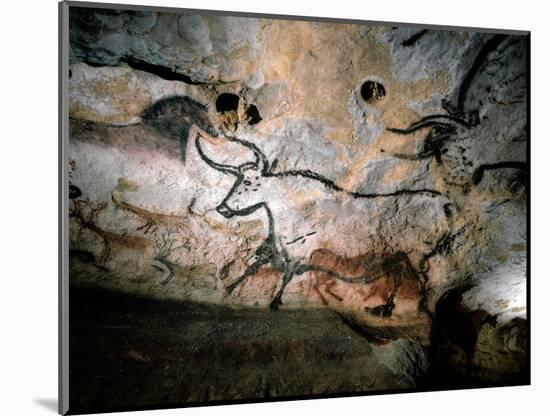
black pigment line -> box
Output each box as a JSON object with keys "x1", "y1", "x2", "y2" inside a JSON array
[
  {"x1": 125, "y1": 57, "x2": 207, "y2": 85},
  {"x1": 392, "y1": 152, "x2": 431, "y2": 161},
  {"x1": 196, "y1": 133, "x2": 446, "y2": 312},
  {"x1": 351, "y1": 188, "x2": 442, "y2": 199},
  {"x1": 286, "y1": 236, "x2": 305, "y2": 245},
  {"x1": 387, "y1": 121, "x2": 457, "y2": 135},
  {"x1": 195, "y1": 32, "x2": 521, "y2": 315},
  {"x1": 457, "y1": 34, "x2": 509, "y2": 113},
  {"x1": 402, "y1": 29, "x2": 428, "y2": 47},
  {"x1": 408, "y1": 114, "x2": 472, "y2": 128},
  {"x1": 195, "y1": 136, "x2": 240, "y2": 176},
  {"x1": 197, "y1": 133, "x2": 442, "y2": 201},
  {"x1": 152, "y1": 256, "x2": 177, "y2": 285},
  {"x1": 68, "y1": 117, "x2": 139, "y2": 128},
  {"x1": 219, "y1": 132, "x2": 270, "y2": 173},
  {"x1": 472, "y1": 161, "x2": 527, "y2": 185},
  {"x1": 270, "y1": 170, "x2": 343, "y2": 192},
  {"x1": 270, "y1": 170, "x2": 440, "y2": 198},
  {"x1": 388, "y1": 35, "x2": 511, "y2": 141}
]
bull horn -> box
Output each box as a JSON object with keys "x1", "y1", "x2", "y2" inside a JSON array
[
  {"x1": 222, "y1": 130, "x2": 268, "y2": 173},
  {"x1": 195, "y1": 134, "x2": 240, "y2": 176}
]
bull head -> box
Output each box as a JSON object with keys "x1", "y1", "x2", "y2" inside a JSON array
[{"x1": 195, "y1": 132, "x2": 271, "y2": 218}]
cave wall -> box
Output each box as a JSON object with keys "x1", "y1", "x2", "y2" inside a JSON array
[{"x1": 67, "y1": 7, "x2": 528, "y2": 382}]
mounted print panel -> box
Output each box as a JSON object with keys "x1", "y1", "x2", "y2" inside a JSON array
[{"x1": 60, "y1": 2, "x2": 529, "y2": 414}]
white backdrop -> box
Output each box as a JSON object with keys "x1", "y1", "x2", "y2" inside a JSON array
[{"x1": 1, "y1": 0, "x2": 547, "y2": 415}]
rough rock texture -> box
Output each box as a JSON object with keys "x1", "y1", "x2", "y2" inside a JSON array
[
  {"x1": 68, "y1": 6, "x2": 528, "y2": 398},
  {"x1": 431, "y1": 289, "x2": 528, "y2": 386},
  {"x1": 70, "y1": 9, "x2": 261, "y2": 83},
  {"x1": 69, "y1": 287, "x2": 428, "y2": 413}
]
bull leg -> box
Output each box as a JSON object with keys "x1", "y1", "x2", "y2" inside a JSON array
[
  {"x1": 383, "y1": 276, "x2": 401, "y2": 316},
  {"x1": 359, "y1": 288, "x2": 371, "y2": 302},
  {"x1": 418, "y1": 271, "x2": 434, "y2": 319},
  {"x1": 225, "y1": 257, "x2": 268, "y2": 295},
  {"x1": 310, "y1": 274, "x2": 329, "y2": 306},
  {"x1": 313, "y1": 283, "x2": 329, "y2": 306},
  {"x1": 136, "y1": 221, "x2": 155, "y2": 234},
  {"x1": 365, "y1": 273, "x2": 400, "y2": 318},
  {"x1": 236, "y1": 276, "x2": 248, "y2": 297},
  {"x1": 398, "y1": 255, "x2": 434, "y2": 319},
  {"x1": 360, "y1": 262, "x2": 397, "y2": 317},
  {"x1": 270, "y1": 269, "x2": 295, "y2": 310},
  {"x1": 325, "y1": 280, "x2": 343, "y2": 302},
  {"x1": 151, "y1": 257, "x2": 175, "y2": 285},
  {"x1": 365, "y1": 257, "x2": 412, "y2": 318},
  {"x1": 413, "y1": 255, "x2": 433, "y2": 319},
  {"x1": 383, "y1": 257, "x2": 417, "y2": 315},
  {"x1": 98, "y1": 239, "x2": 111, "y2": 265}
]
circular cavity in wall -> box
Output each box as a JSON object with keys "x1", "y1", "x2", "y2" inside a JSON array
[
  {"x1": 359, "y1": 78, "x2": 387, "y2": 104},
  {"x1": 216, "y1": 93, "x2": 240, "y2": 113}
]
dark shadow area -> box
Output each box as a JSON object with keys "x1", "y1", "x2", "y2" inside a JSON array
[
  {"x1": 141, "y1": 96, "x2": 217, "y2": 162},
  {"x1": 427, "y1": 288, "x2": 529, "y2": 390},
  {"x1": 67, "y1": 285, "x2": 528, "y2": 414},
  {"x1": 68, "y1": 286, "x2": 413, "y2": 414}
]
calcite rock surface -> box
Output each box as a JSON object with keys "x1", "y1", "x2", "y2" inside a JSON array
[
  {"x1": 68, "y1": 7, "x2": 528, "y2": 384},
  {"x1": 70, "y1": 9, "x2": 261, "y2": 83}
]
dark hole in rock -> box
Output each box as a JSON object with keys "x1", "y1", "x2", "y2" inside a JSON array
[
  {"x1": 69, "y1": 69, "x2": 72, "y2": 79},
  {"x1": 126, "y1": 57, "x2": 202, "y2": 84},
  {"x1": 216, "y1": 93, "x2": 240, "y2": 113},
  {"x1": 245, "y1": 104, "x2": 262, "y2": 125},
  {"x1": 360, "y1": 80, "x2": 386, "y2": 103},
  {"x1": 69, "y1": 183, "x2": 82, "y2": 199}
]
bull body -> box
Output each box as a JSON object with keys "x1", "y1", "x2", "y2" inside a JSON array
[{"x1": 196, "y1": 132, "x2": 452, "y2": 314}]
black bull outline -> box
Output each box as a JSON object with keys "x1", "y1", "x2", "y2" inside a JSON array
[
  {"x1": 386, "y1": 34, "x2": 527, "y2": 186},
  {"x1": 195, "y1": 132, "x2": 453, "y2": 316},
  {"x1": 192, "y1": 33, "x2": 527, "y2": 314}
]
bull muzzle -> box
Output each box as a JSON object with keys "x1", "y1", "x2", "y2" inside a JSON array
[{"x1": 216, "y1": 203, "x2": 234, "y2": 218}]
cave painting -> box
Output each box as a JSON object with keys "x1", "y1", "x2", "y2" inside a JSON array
[
  {"x1": 196, "y1": 130, "x2": 453, "y2": 315},
  {"x1": 66, "y1": 9, "x2": 529, "y2": 404},
  {"x1": 190, "y1": 33, "x2": 526, "y2": 315},
  {"x1": 387, "y1": 34, "x2": 527, "y2": 190},
  {"x1": 68, "y1": 33, "x2": 526, "y2": 318}
]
